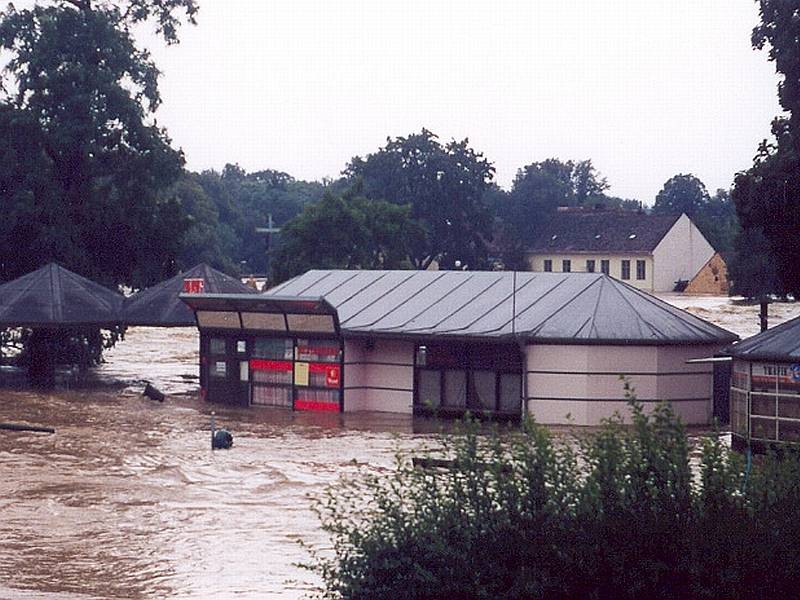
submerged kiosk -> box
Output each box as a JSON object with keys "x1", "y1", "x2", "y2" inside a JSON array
[
  {"x1": 182, "y1": 270, "x2": 738, "y2": 425},
  {"x1": 726, "y1": 314, "x2": 800, "y2": 450}
]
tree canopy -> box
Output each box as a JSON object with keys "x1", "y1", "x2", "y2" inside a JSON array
[
  {"x1": 345, "y1": 129, "x2": 494, "y2": 270},
  {"x1": 0, "y1": 0, "x2": 197, "y2": 287},
  {"x1": 652, "y1": 174, "x2": 710, "y2": 217},
  {"x1": 269, "y1": 188, "x2": 419, "y2": 284},
  {"x1": 730, "y1": 1, "x2": 800, "y2": 298}
]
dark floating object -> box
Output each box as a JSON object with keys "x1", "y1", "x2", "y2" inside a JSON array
[
  {"x1": 0, "y1": 422, "x2": 55, "y2": 434},
  {"x1": 212, "y1": 429, "x2": 233, "y2": 450},
  {"x1": 142, "y1": 383, "x2": 165, "y2": 402}
]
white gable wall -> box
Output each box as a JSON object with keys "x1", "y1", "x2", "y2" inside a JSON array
[{"x1": 651, "y1": 214, "x2": 715, "y2": 293}]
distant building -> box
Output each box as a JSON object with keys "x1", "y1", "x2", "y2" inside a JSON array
[{"x1": 526, "y1": 209, "x2": 718, "y2": 293}]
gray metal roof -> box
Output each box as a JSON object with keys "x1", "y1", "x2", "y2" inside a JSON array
[
  {"x1": 266, "y1": 270, "x2": 738, "y2": 345},
  {"x1": 0, "y1": 263, "x2": 124, "y2": 328},
  {"x1": 528, "y1": 211, "x2": 680, "y2": 254},
  {"x1": 123, "y1": 263, "x2": 256, "y2": 326},
  {"x1": 724, "y1": 314, "x2": 800, "y2": 362}
]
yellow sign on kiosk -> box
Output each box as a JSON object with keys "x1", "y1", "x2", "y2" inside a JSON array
[{"x1": 294, "y1": 362, "x2": 309, "y2": 386}]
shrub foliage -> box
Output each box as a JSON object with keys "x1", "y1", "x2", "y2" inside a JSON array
[{"x1": 310, "y1": 391, "x2": 800, "y2": 599}]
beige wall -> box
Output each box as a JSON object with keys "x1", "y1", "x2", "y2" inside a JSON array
[
  {"x1": 343, "y1": 338, "x2": 415, "y2": 413},
  {"x1": 652, "y1": 213, "x2": 715, "y2": 292},
  {"x1": 524, "y1": 343, "x2": 720, "y2": 425},
  {"x1": 528, "y1": 253, "x2": 654, "y2": 291},
  {"x1": 684, "y1": 252, "x2": 729, "y2": 295}
]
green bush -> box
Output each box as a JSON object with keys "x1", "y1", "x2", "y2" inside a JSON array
[{"x1": 308, "y1": 388, "x2": 800, "y2": 599}]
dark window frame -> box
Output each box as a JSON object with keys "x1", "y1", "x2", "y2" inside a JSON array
[
  {"x1": 621, "y1": 260, "x2": 631, "y2": 280},
  {"x1": 636, "y1": 260, "x2": 646, "y2": 280}
]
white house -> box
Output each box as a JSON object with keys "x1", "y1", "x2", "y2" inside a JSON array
[{"x1": 526, "y1": 209, "x2": 717, "y2": 293}]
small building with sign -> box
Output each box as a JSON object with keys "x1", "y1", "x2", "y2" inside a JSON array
[
  {"x1": 180, "y1": 270, "x2": 737, "y2": 425},
  {"x1": 725, "y1": 313, "x2": 800, "y2": 449}
]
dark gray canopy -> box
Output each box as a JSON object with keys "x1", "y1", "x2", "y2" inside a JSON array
[
  {"x1": 266, "y1": 270, "x2": 738, "y2": 345},
  {"x1": 123, "y1": 263, "x2": 256, "y2": 326},
  {"x1": 725, "y1": 314, "x2": 800, "y2": 362},
  {"x1": 0, "y1": 263, "x2": 124, "y2": 328}
]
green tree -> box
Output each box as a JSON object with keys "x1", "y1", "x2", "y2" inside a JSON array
[
  {"x1": 752, "y1": 0, "x2": 800, "y2": 153},
  {"x1": 310, "y1": 390, "x2": 800, "y2": 599},
  {"x1": 187, "y1": 165, "x2": 326, "y2": 274},
  {"x1": 695, "y1": 188, "x2": 739, "y2": 253},
  {"x1": 729, "y1": 2, "x2": 800, "y2": 298},
  {"x1": 345, "y1": 129, "x2": 495, "y2": 270},
  {"x1": 732, "y1": 119, "x2": 800, "y2": 297},
  {"x1": 728, "y1": 226, "x2": 780, "y2": 298},
  {"x1": 652, "y1": 173, "x2": 710, "y2": 217},
  {"x1": 500, "y1": 158, "x2": 610, "y2": 242},
  {"x1": 270, "y1": 190, "x2": 419, "y2": 284},
  {"x1": 0, "y1": 0, "x2": 196, "y2": 376},
  {"x1": 168, "y1": 173, "x2": 238, "y2": 273},
  {"x1": 0, "y1": 0, "x2": 197, "y2": 287}
]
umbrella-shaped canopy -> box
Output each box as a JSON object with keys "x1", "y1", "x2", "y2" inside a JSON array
[
  {"x1": 0, "y1": 263, "x2": 124, "y2": 328},
  {"x1": 123, "y1": 263, "x2": 257, "y2": 326}
]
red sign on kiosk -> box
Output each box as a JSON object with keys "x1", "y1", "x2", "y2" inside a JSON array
[
  {"x1": 183, "y1": 278, "x2": 205, "y2": 294},
  {"x1": 325, "y1": 366, "x2": 340, "y2": 388}
]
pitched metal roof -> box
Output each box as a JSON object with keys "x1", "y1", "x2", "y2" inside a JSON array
[
  {"x1": 123, "y1": 264, "x2": 256, "y2": 326},
  {"x1": 0, "y1": 263, "x2": 124, "y2": 328},
  {"x1": 724, "y1": 314, "x2": 800, "y2": 362},
  {"x1": 265, "y1": 270, "x2": 737, "y2": 345},
  {"x1": 527, "y1": 211, "x2": 681, "y2": 254}
]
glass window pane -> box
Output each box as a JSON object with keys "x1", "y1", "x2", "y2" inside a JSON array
[
  {"x1": 779, "y1": 419, "x2": 800, "y2": 443},
  {"x1": 600, "y1": 260, "x2": 610, "y2": 275},
  {"x1": 210, "y1": 360, "x2": 227, "y2": 378},
  {"x1": 730, "y1": 389, "x2": 748, "y2": 436},
  {"x1": 418, "y1": 370, "x2": 441, "y2": 408},
  {"x1": 751, "y1": 393, "x2": 776, "y2": 416},
  {"x1": 751, "y1": 417, "x2": 777, "y2": 440},
  {"x1": 286, "y1": 314, "x2": 335, "y2": 333},
  {"x1": 241, "y1": 312, "x2": 286, "y2": 331},
  {"x1": 473, "y1": 370, "x2": 496, "y2": 410},
  {"x1": 636, "y1": 260, "x2": 646, "y2": 280},
  {"x1": 254, "y1": 338, "x2": 293, "y2": 359},
  {"x1": 296, "y1": 339, "x2": 340, "y2": 362},
  {"x1": 779, "y1": 396, "x2": 800, "y2": 419},
  {"x1": 197, "y1": 310, "x2": 240, "y2": 329},
  {"x1": 586, "y1": 260, "x2": 595, "y2": 273},
  {"x1": 252, "y1": 385, "x2": 292, "y2": 407},
  {"x1": 621, "y1": 260, "x2": 630, "y2": 280},
  {"x1": 444, "y1": 370, "x2": 467, "y2": 408},
  {"x1": 499, "y1": 374, "x2": 521, "y2": 413},
  {"x1": 209, "y1": 337, "x2": 226, "y2": 355}
]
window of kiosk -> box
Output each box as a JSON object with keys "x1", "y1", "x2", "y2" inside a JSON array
[{"x1": 294, "y1": 339, "x2": 341, "y2": 411}]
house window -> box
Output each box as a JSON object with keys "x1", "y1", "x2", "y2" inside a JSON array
[
  {"x1": 600, "y1": 260, "x2": 610, "y2": 275},
  {"x1": 586, "y1": 259, "x2": 596, "y2": 273},
  {"x1": 562, "y1": 259, "x2": 571, "y2": 273},
  {"x1": 636, "y1": 260, "x2": 646, "y2": 280},
  {"x1": 621, "y1": 260, "x2": 631, "y2": 280},
  {"x1": 543, "y1": 259, "x2": 552, "y2": 272}
]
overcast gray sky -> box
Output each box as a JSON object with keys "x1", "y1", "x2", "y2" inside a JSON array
[{"x1": 146, "y1": 0, "x2": 781, "y2": 203}]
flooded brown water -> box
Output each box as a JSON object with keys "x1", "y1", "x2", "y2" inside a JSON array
[
  {"x1": 0, "y1": 329, "x2": 439, "y2": 599},
  {"x1": 0, "y1": 297, "x2": 797, "y2": 598}
]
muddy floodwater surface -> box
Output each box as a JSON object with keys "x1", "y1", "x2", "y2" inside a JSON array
[{"x1": 0, "y1": 296, "x2": 798, "y2": 598}]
